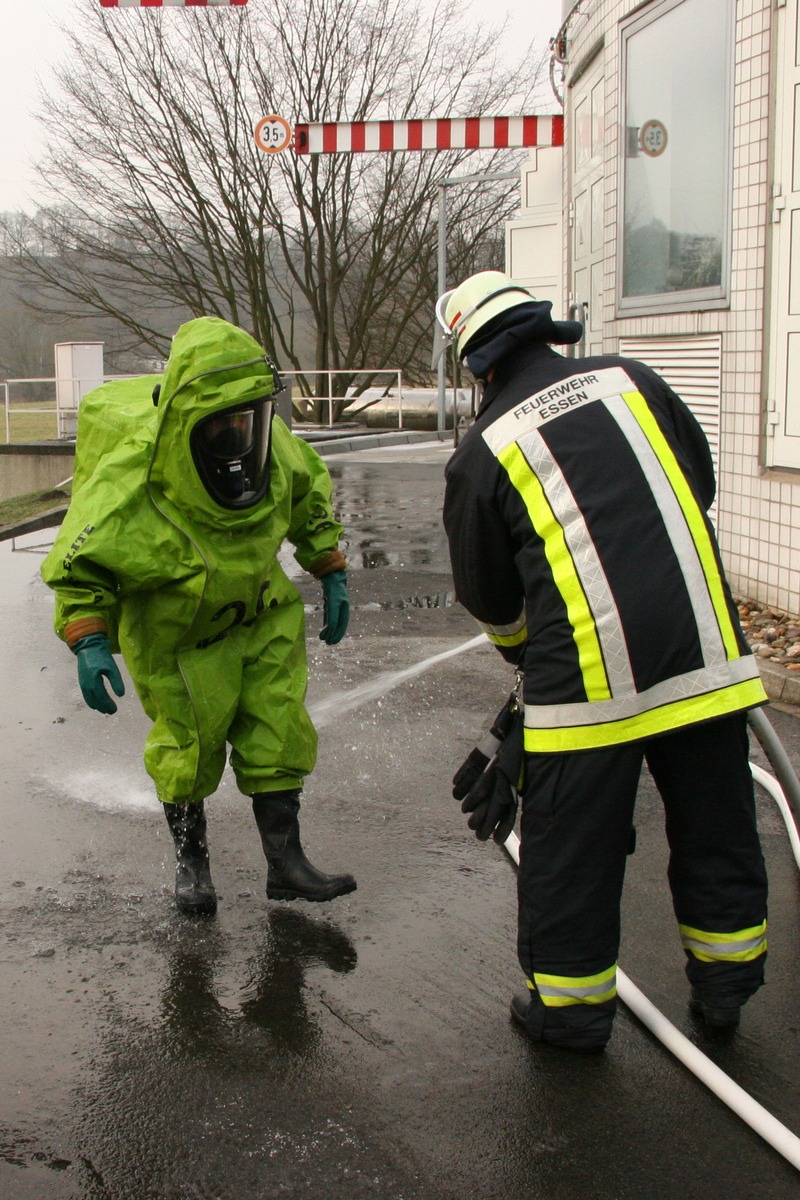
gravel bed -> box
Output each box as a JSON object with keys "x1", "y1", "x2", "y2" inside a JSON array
[{"x1": 737, "y1": 599, "x2": 800, "y2": 671}]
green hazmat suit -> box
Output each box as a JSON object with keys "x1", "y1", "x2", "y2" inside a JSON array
[{"x1": 42, "y1": 317, "x2": 346, "y2": 806}]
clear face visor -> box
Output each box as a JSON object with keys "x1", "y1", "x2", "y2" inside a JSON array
[
  {"x1": 431, "y1": 291, "x2": 455, "y2": 367},
  {"x1": 199, "y1": 410, "x2": 256, "y2": 459},
  {"x1": 191, "y1": 399, "x2": 274, "y2": 509}
]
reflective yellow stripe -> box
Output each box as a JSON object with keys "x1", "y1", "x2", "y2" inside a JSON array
[
  {"x1": 486, "y1": 629, "x2": 528, "y2": 648},
  {"x1": 478, "y1": 619, "x2": 528, "y2": 648},
  {"x1": 524, "y1": 676, "x2": 767, "y2": 752},
  {"x1": 680, "y1": 920, "x2": 767, "y2": 963},
  {"x1": 622, "y1": 391, "x2": 740, "y2": 660},
  {"x1": 531, "y1": 963, "x2": 617, "y2": 1007},
  {"x1": 498, "y1": 442, "x2": 610, "y2": 700}
]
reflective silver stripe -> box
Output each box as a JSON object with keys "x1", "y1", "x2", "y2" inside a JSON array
[
  {"x1": 537, "y1": 978, "x2": 616, "y2": 1001},
  {"x1": 682, "y1": 934, "x2": 766, "y2": 957},
  {"x1": 605, "y1": 395, "x2": 726, "y2": 668},
  {"x1": 518, "y1": 431, "x2": 634, "y2": 695},
  {"x1": 524, "y1": 655, "x2": 763, "y2": 730},
  {"x1": 482, "y1": 367, "x2": 635, "y2": 452},
  {"x1": 476, "y1": 610, "x2": 526, "y2": 639}
]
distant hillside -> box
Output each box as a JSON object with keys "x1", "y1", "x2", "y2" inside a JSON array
[
  {"x1": 0, "y1": 255, "x2": 182, "y2": 381},
  {"x1": 0, "y1": 253, "x2": 316, "y2": 383}
]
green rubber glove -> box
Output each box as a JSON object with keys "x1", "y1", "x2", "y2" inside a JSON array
[
  {"x1": 320, "y1": 569, "x2": 350, "y2": 645},
  {"x1": 72, "y1": 633, "x2": 125, "y2": 715}
]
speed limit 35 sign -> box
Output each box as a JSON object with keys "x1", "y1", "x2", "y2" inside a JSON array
[{"x1": 254, "y1": 116, "x2": 293, "y2": 153}]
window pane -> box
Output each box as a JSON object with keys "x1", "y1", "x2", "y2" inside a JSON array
[{"x1": 622, "y1": 0, "x2": 731, "y2": 300}]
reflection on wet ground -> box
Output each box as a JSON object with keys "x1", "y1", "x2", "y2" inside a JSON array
[
  {"x1": 162, "y1": 908, "x2": 358, "y2": 1056},
  {"x1": 0, "y1": 871, "x2": 415, "y2": 1199},
  {"x1": 327, "y1": 461, "x2": 451, "y2": 574}
]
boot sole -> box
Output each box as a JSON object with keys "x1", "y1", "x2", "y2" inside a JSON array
[
  {"x1": 175, "y1": 890, "x2": 218, "y2": 916},
  {"x1": 267, "y1": 880, "x2": 357, "y2": 903}
]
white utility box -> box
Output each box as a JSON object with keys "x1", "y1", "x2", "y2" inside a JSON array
[{"x1": 55, "y1": 342, "x2": 105, "y2": 438}]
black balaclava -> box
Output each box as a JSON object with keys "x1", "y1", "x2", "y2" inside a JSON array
[{"x1": 464, "y1": 301, "x2": 583, "y2": 382}]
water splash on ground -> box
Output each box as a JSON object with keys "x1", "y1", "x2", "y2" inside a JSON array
[
  {"x1": 308, "y1": 633, "x2": 488, "y2": 730},
  {"x1": 41, "y1": 768, "x2": 161, "y2": 813}
]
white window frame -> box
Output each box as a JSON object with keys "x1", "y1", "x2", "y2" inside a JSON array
[
  {"x1": 616, "y1": 0, "x2": 735, "y2": 317},
  {"x1": 765, "y1": 0, "x2": 800, "y2": 471}
]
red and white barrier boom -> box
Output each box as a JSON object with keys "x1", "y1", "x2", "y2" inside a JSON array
[
  {"x1": 292, "y1": 115, "x2": 564, "y2": 155},
  {"x1": 100, "y1": 1, "x2": 247, "y2": 8}
]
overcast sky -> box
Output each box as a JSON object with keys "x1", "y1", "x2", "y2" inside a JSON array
[{"x1": 0, "y1": 0, "x2": 564, "y2": 214}]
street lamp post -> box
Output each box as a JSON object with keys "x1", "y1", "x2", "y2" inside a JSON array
[{"x1": 436, "y1": 169, "x2": 520, "y2": 431}]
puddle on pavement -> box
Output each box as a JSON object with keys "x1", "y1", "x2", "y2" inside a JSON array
[{"x1": 326, "y1": 462, "x2": 450, "y2": 575}]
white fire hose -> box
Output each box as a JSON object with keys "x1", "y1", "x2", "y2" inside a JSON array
[{"x1": 502, "y1": 707, "x2": 800, "y2": 1172}]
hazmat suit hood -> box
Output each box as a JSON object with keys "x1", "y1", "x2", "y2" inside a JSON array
[{"x1": 149, "y1": 317, "x2": 280, "y2": 530}]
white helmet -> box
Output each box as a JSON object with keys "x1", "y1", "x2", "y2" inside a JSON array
[
  {"x1": 435, "y1": 271, "x2": 536, "y2": 359},
  {"x1": 435, "y1": 269, "x2": 582, "y2": 364}
]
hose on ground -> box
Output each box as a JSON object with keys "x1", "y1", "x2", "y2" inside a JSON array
[{"x1": 501, "y1": 704, "x2": 800, "y2": 1172}]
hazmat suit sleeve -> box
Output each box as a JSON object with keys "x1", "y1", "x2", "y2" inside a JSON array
[
  {"x1": 41, "y1": 503, "x2": 123, "y2": 649},
  {"x1": 41, "y1": 483, "x2": 180, "y2": 653},
  {"x1": 279, "y1": 424, "x2": 346, "y2": 577},
  {"x1": 47, "y1": 560, "x2": 119, "y2": 649}
]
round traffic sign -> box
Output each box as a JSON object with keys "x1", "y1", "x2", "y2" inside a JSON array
[
  {"x1": 640, "y1": 119, "x2": 668, "y2": 157},
  {"x1": 254, "y1": 115, "x2": 293, "y2": 154}
]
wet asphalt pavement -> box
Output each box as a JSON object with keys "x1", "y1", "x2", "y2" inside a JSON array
[{"x1": 2, "y1": 439, "x2": 800, "y2": 1199}]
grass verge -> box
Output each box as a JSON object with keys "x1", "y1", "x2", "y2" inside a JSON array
[{"x1": 0, "y1": 484, "x2": 71, "y2": 528}]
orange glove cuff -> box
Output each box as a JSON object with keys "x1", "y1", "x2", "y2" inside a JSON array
[
  {"x1": 64, "y1": 617, "x2": 109, "y2": 648},
  {"x1": 310, "y1": 550, "x2": 347, "y2": 578}
]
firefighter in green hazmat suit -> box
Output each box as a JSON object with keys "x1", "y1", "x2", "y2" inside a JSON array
[{"x1": 41, "y1": 316, "x2": 356, "y2": 915}]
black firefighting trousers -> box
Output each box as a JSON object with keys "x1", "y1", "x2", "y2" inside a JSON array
[{"x1": 517, "y1": 711, "x2": 768, "y2": 1040}]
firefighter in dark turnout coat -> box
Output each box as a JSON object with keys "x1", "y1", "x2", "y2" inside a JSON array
[{"x1": 439, "y1": 271, "x2": 768, "y2": 1052}]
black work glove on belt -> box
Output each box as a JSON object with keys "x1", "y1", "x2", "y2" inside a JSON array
[{"x1": 454, "y1": 709, "x2": 524, "y2": 845}]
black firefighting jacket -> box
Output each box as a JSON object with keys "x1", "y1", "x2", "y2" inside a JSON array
[{"x1": 443, "y1": 342, "x2": 766, "y2": 753}]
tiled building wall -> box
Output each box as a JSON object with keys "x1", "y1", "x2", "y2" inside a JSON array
[{"x1": 562, "y1": 0, "x2": 800, "y2": 616}]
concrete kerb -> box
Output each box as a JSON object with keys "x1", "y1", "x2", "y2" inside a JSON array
[
  {"x1": 757, "y1": 661, "x2": 800, "y2": 712},
  {"x1": 3, "y1": 425, "x2": 796, "y2": 711},
  {"x1": 0, "y1": 505, "x2": 71, "y2": 541},
  {"x1": 307, "y1": 427, "x2": 453, "y2": 456}
]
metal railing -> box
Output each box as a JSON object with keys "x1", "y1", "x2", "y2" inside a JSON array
[
  {"x1": 2, "y1": 374, "x2": 135, "y2": 443},
  {"x1": 280, "y1": 369, "x2": 405, "y2": 428},
  {"x1": 2, "y1": 368, "x2": 408, "y2": 441},
  {"x1": 3, "y1": 376, "x2": 60, "y2": 443}
]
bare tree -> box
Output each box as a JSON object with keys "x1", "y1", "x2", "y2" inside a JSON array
[
  {"x1": 2, "y1": 0, "x2": 550, "y2": 414},
  {"x1": 0, "y1": 305, "x2": 53, "y2": 382}
]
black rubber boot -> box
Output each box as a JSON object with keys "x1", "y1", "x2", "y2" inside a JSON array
[
  {"x1": 162, "y1": 801, "x2": 217, "y2": 916},
  {"x1": 251, "y1": 790, "x2": 357, "y2": 903},
  {"x1": 510, "y1": 990, "x2": 612, "y2": 1053},
  {"x1": 689, "y1": 987, "x2": 741, "y2": 1029}
]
